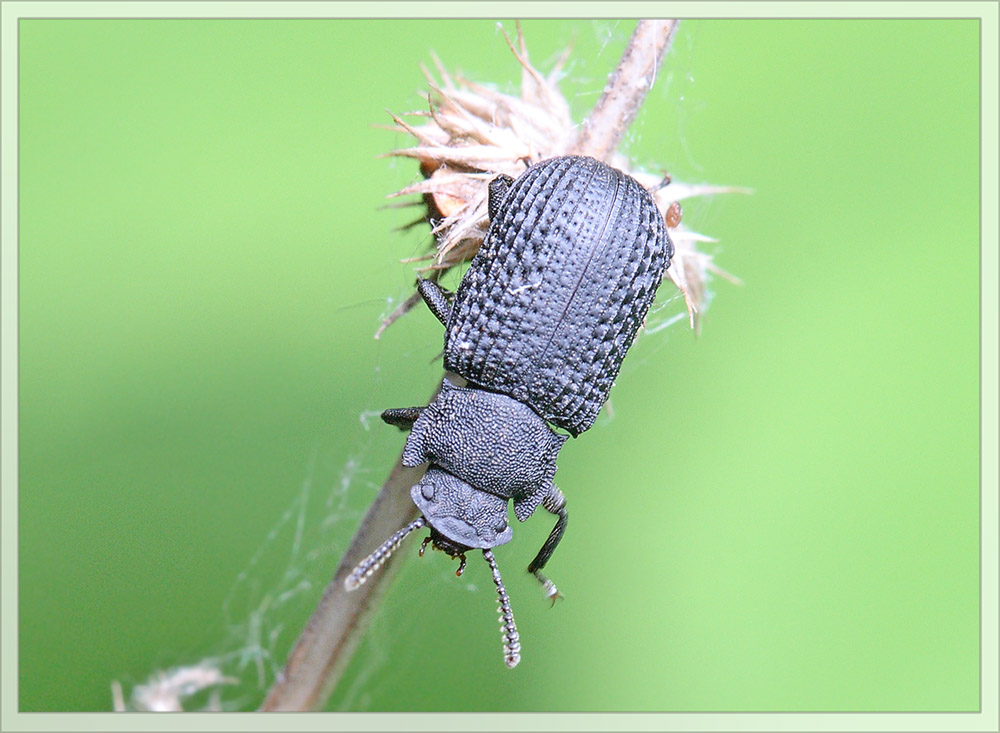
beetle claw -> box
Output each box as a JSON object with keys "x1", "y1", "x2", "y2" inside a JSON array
[
  {"x1": 455, "y1": 553, "x2": 467, "y2": 576},
  {"x1": 532, "y1": 570, "x2": 562, "y2": 605}
]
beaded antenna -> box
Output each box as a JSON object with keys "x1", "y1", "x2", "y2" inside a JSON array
[
  {"x1": 343, "y1": 517, "x2": 426, "y2": 591},
  {"x1": 345, "y1": 519, "x2": 522, "y2": 668},
  {"x1": 483, "y1": 549, "x2": 521, "y2": 668}
]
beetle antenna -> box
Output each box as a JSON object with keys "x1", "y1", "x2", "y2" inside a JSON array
[
  {"x1": 483, "y1": 549, "x2": 521, "y2": 668},
  {"x1": 344, "y1": 517, "x2": 426, "y2": 591}
]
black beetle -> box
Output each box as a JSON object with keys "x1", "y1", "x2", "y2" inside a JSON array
[{"x1": 346, "y1": 155, "x2": 674, "y2": 667}]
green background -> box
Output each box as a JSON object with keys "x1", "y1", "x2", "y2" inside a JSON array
[{"x1": 18, "y1": 19, "x2": 980, "y2": 712}]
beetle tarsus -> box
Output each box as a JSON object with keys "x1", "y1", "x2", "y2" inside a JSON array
[{"x1": 532, "y1": 571, "x2": 561, "y2": 605}]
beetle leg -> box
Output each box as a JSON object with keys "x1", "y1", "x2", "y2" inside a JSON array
[
  {"x1": 526, "y1": 485, "x2": 567, "y2": 603},
  {"x1": 488, "y1": 173, "x2": 514, "y2": 221},
  {"x1": 648, "y1": 171, "x2": 672, "y2": 192},
  {"x1": 380, "y1": 406, "x2": 424, "y2": 431},
  {"x1": 416, "y1": 278, "x2": 452, "y2": 326}
]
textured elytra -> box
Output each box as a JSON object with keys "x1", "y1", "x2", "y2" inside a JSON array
[{"x1": 444, "y1": 156, "x2": 673, "y2": 436}]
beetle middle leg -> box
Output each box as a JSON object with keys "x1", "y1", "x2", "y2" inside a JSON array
[
  {"x1": 488, "y1": 173, "x2": 514, "y2": 221},
  {"x1": 416, "y1": 278, "x2": 453, "y2": 326},
  {"x1": 526, "y1": 484, "x2": 567, "y2": 603}
]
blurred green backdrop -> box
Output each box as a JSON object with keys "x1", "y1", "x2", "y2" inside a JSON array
[{"x1": 18, "y1": 19, "x2": 980, "y2": 712}]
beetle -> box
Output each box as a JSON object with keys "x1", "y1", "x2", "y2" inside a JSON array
[{"x1": 345, "y1": 155, "x2": 674, "y2": 667}]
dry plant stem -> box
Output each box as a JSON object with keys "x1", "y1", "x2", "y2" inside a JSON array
[
  {"x1": 257, "y1": 412, "x2": 428, "y2": 711},
  {"x1": 572, "y1": 19, "x2": 678, "y2": 160},
  {"x1": 259, "y1": 20, "x2": 677, "y2": 712}
]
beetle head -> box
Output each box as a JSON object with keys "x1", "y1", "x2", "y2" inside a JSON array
[
  {"x1": 410, "y1": 468, "x2": 513, "y2": 551},
  {"x1": 344, "y1": 468, "x2": 521, "y2": 667}
]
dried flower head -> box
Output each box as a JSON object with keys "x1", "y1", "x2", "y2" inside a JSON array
[{"x1": 377, "y1": 22, "x2": 747, "y2": 338}]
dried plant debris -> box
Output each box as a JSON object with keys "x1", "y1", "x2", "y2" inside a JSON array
[
  {"x1": 112, "y1": 661, "x2": 237, "y2": 712},
  {"x1": 377, "y1": 24, "x2": 747, "y2": 338}
]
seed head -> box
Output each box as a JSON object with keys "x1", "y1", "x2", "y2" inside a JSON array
[{"x1": 379, "y1": 23, "x2": 747, "y2": 336}]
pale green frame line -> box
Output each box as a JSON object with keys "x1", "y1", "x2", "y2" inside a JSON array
[{"x1": 1, "y1": 2, "x2": 996, "y2": 732}]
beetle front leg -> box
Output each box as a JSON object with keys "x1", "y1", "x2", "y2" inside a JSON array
[
  {"x1": 380, "y1": 406, "x2": 424, "y2": 431},
  {"x1": 416, "y1": 278, "x2": 452, "y2": 326},
  {"x1": 526, "y1": 484, "x2": 567, "y2": 603}
]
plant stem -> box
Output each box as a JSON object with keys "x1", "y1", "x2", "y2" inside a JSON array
[
  {"x1": 258, "y1": 19, "x2": 678, "y2": 712},
  {"x1": 258, "y1": 406, "x2": 430, "y2": 710},
  {"x1": 572, "y1": 19, "x2": 679, "y2": 160}
]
